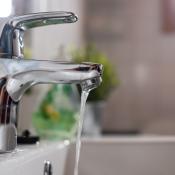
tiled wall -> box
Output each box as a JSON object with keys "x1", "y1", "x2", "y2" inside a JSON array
[{"x1": 86, "y1": 0, "x2": 175, "y2": 134}]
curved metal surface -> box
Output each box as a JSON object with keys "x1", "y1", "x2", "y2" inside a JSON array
[
  {"x1": 0, "y1": 124, "x2": 17, "y2": 153},
  {"x1": 0, "y1": 11, "x2": 78, "y2": 58},
  {"x1": 0, "y1": 11, "x2": 103, "y2": 153}
]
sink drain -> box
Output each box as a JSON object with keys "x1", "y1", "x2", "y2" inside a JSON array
[{"x1": 44, "y1": 160, "x2": 53, "y2": 175}]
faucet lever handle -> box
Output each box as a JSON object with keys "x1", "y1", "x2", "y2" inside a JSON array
[
  {"x1": 0, "y1": 11, "x2": 78, "y2": 58},
  {"x1": 9, "y1": 11, "x2": 78, "y2": 30}
]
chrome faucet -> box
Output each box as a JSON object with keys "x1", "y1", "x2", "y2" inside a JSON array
[{"x1": 0, "y1": 12, "x2": 102, "y2": 153}]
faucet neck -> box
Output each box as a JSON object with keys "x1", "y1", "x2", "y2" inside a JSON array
[
  {"x1": 0, "y1": 24, "x2": 14, "y2": 58},
  {"x1": 0, "y1": 78, "x2": 17, "y2": 124}
]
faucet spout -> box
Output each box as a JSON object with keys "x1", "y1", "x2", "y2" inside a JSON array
[{"x1": 2, "y1": 59, "x2": 102, "y2": 102}]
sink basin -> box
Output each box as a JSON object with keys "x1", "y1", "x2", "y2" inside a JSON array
[
  {"x1": 1, "y1": 136, "x2": 175, "y2": 175},
  {"x1": 0, "y1": 141, "x2": 69, "y2": 175},
  {"x1": 65, "y1": 136, "x2": 175, "y2": 175}
]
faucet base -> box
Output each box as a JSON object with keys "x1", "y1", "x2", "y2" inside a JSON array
[{"x1": 0, "y1": 124, "x2": 17, "y2": 153}]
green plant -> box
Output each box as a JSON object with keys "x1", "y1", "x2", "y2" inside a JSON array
[{"x1": 71, "y1": 44, "x2": 119, "y2": 101}]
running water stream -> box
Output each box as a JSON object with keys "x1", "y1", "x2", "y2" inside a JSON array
[
  {"x1": 73, "y1": 77, "x2": 102, "y2": 175},
  {"x1": 73, "y1": 89, "x2": 89, "y2": 175}
]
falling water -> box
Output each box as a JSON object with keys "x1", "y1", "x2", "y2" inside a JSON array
[
  {"x1": 74, "y1": 89, "x2": 89, "y2": 175},
  {"x1": 73, "y1": 77, "x2": 102, "y2": 175}
]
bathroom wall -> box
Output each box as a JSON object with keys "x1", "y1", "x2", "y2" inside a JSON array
[
  {"x1": 85, "y1": 0, "x2": 175, "y2": 134},
  {"x1": 11, "y1": 0, "x2": 175, "y2": 135}
]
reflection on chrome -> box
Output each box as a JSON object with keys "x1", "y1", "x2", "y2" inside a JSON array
[{"x1": 0, "y1": 12, "x2": 102, "y2": 153}]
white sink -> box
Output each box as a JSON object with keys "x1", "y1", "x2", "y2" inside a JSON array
[
  {"x1": 0, "y1": 140, "x2": 69, "y2": 175},
  {"x1": 1, "y1": 136, "x2": 175, "y2": 175},
  {"x1": 65, "y1": 136, "x2": 175, "y2": 175}
]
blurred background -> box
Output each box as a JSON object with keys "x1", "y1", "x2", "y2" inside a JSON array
[{"x1": 2, "y1": 0, "x2": 175, "y2": 137}]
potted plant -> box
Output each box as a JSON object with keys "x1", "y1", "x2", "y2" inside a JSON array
[{"x1": 71, "y1": 44, "x2": 119, "y2": 135}]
